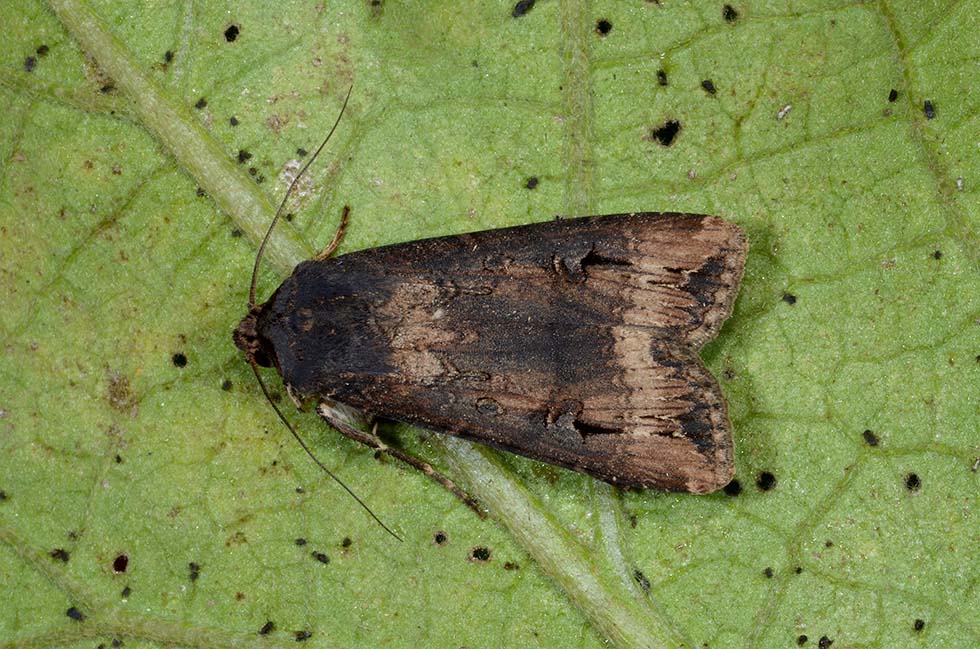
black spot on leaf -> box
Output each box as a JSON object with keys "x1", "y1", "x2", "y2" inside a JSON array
[
  {"x1": 633, "y1": 569, "x2": 650, "y2": 592},
  {"x1": 905, "y1": 473, "x2": 921, "y2": 492},
  {"x1": 512, "y1": 0, "x2": 535, "y2": 17},
  {"x1": 651, "y1": 120, "x2": 681, "y2": 146},
  {"x1": 470, "y1": 546, "x2": 491, "y2": 562},
  {"x1": 756, "y1": 471, "x2": 777, "y2": 491}
]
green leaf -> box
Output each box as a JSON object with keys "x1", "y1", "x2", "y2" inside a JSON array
[{"x1": 1, "y1": 1, "x2": 977, "y2": 648}]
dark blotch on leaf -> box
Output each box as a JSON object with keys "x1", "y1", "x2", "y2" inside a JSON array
[
  {"x1": 66, "y1": 606, "x2": 85, "y2": 621},
  {"x1": 341, "y1": 537, "x2": 352, "y2": 548},
  {"x1": 221, "y1": 379, "x2": 233, "y2": 391},
  {"x1": 188, "y1": 562, "x2": 200, "y2": 581},
  {"x1": 723, "y1": 479, "x2": 742, "y2": 496},
  {"x1": 194, "y1": 97, "x2": 207, "y2": 109},
  {"x1": 504, "y1": 561, "x2": 519, "y2": 570},
  {"x1": 172, "y1": 353, "x2": 187, "y2": 368},
  {"x1": 0, "y1": 491, "x2": 8, "y2": 501},
  {"x1": 782, "y1": 293, "x2": 797, "y2": 305},
  {"x1": 633, "y1": 569, "x2": 651, "y2": 592},
  {"x1": 862, "y1": 429, "x2": 880, "y2": 446},
  {"x1": 121, "y1": 585, "x2": 131, "y2": 598},
  {"x1": 237, "y1": 149, "x2": 252, "y2": 163},
  {"x1": 295, "y1": 630, "x2": 312, "y2": 642},
  {"x1": 656, "y1": 69, "x2": 668, "y2": 86},
  {"x1": 757, "y1": 471, "x2": 777, "y2": 491},
  {"x1": 512, "y1": 0, "x2": 535, "y2": 17},
  {"x1": 50, "y1": 548, "x2": 70, "y2": 562},
  {"x1": 37, "y1": 44, "x2": 50, "y2": 56},
  {"x1": 595, "y1": 19, "x2": 612, "y2": 35},
  {"x1": 763, "y1": 567, "x2": 773, "y2": 578},
  {"x1": 701, "y1": 79, "x2": 717, "y2": 95},
  {"x1": 295, "y1": 537, "x2": 307, "y2": 546},
  {"x1": 434, "y1": 531, "x2": 448, "y2": 545},
  {"x1": 164, "y1": 50, "x2": 174, "y2": 63},
  {"x1": 933, "y1": 250, "x2": 942, "y2": 259},
  {"x1": 913, "y1": 619, "x2": 925, "y2": 632},
  {"x1": 297, "y1": 148, "x2": 308, "y2": 157},
  {"x1": 795, "y1": 566, "x2": 803, "y2": 574},
  {"x1": 818, "y1": 636, "x2": 833, "y2": 649},
  {"x1": 470, "y1": 546, "x2": 491, "y2": 562},
  {"x1": 723, "y1": 4, "x2": 739, "y2": 22},
  {"x1": 797, "y1": 636, "x2": 808, "y2": 646},
  {"x1": 259, "y1": 621, "x2": 275, "y2": 635},
  {"x1": 224, "y1": 24, "x2": 240, "y2": 42},
  {"x1": 229, "y1": 116, "x2": 239, "y2": 126},
  {"x1": 651, "y1": 120, "x2": 681, "y2": 146},
  {"x1": 231, "y1": 228, "x2": 243, "y2": 238},
  {"x1": 24, "y1": 56, "x2": 37, "y2": 72},
  {"x1": 312, "y1": 551, "x2": 329, "y2": 564},
  {"x1": 113, "y1": 554, "x2": 128, "y2": 573},
  {"x1": 196, "y1": 187, "x2": 207, "y2": 197},
  {"x1": 100, "y1": 83, "x2": 115, "y2": 94},
  {"x1": 923, "y1": 100, "x2": 935, "y2": 119},
  {"x1": 905, "y1": 472, "x2": 921, "y2": 492},
  {"x1": 525, "y1": 176, "x2": 539, "y2": 189},
  {"x1": 888, "y1": 89, "x2": 898, "y2": 102}
]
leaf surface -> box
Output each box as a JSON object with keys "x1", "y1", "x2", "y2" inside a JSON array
[{"x1": 1, "y1": 1, "x2": 978, "y2": 648}]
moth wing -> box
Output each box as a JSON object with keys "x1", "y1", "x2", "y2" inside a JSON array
[{"x1": 271, "y1": 213, "x2": 745, "y2": 493}]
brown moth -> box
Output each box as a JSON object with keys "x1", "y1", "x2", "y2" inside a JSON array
[{"x1": 235, "y1": 212, "x2": 746, "y2": 494}]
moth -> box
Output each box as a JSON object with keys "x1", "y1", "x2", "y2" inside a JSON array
[
  {"x1": 232, "y1": 92, "x2": 746, "y2": 535},
  {"x1": 235, "y1": 211, "x2": 746, "y2": 495}
]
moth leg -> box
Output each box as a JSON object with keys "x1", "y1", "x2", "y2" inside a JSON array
[
  {"x1": 313, "y1": 205, "x2": 350, "y2": 261},
  {"x1": 316, "y1": 401, "x2": 485, "y2": 519}
]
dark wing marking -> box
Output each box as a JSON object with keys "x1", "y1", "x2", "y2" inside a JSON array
[{"x1": 258, "y1": 213, "x2": 746, "y2": 492}]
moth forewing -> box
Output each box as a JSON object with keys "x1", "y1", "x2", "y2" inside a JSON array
[{"x1": 236, "y1": 212, "x2": 746, "y2": 494}]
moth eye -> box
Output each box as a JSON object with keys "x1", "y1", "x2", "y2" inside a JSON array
[{"x1": 252, "y1": 348, "x2": 273, "y2": 368}]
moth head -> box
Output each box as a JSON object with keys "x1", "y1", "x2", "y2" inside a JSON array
[{"x1": 233, "y1": 305, "x2": 275, "y2": 368}]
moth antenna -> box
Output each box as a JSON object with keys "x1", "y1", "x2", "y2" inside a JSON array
[
  {"x1": 249, "y1": 362, "x2": 403, "y2": 542},
  {"x1": 244, "y1": 86, "x2": 400, "y2": 540},
  {"x1": 249, "y1": 84, "x2": 354, "y2": 308}
]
